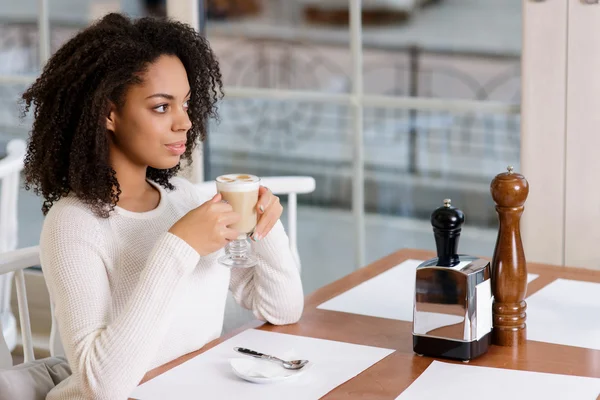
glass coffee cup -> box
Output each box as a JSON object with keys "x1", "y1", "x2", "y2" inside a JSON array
[{"x1": 216, "y1": 174, "x2": 260, "y2": 268}]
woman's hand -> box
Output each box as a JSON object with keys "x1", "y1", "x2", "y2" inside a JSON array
[
  {"x1": 252, "y1": 186, "x2": 283, "y2": 241},
  {"x1": 169, "y1": 193, "x2": 240, "y2": 255}
]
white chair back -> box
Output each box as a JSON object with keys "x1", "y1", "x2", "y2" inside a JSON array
[
  {"x1": 0, "y1": 139, "x2": 26, "y2": 366},
  {"x1": 0, "y1": 246, "x2": 43, "y2": 368}
]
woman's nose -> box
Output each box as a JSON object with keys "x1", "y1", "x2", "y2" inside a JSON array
[{"x1": 173, "y1": 108, "x2": 192, "y2": 132}]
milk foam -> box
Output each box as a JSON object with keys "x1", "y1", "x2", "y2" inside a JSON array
[{"x1": 216, "y1": 174, "x2": 260, "y2": 192}]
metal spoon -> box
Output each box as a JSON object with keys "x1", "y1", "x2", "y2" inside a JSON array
[{"x1": 234, "y1": 347, "x2": 309, "y2": 370}]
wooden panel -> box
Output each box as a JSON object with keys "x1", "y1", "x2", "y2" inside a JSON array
[
  {"x1": 564, "y1": 1, "x2": 600, "y2": 269},
  {"x1": 520, "y1": 0, "x2": 568, "y2": 266}
]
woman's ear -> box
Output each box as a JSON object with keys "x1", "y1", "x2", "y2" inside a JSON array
[{"x1": 105, "y1": 102, "x2": 118, "y2": 133}]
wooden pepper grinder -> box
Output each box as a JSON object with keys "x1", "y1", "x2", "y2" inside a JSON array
[{"x1": 490, "y1": 165, "x2": 529, "y2": 346}]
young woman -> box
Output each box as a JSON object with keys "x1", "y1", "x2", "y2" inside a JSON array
[{"x1": 22, "y1": 13, "x2": 303, "y2": 399}]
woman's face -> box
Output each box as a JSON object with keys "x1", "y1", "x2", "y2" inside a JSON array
[{"x1": 106, "y1": 54, "x2": 192, "y2": 170}]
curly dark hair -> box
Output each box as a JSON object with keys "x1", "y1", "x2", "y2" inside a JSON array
[{"x1": 21, "y1": 13, "x2": 223, "y2": 217}]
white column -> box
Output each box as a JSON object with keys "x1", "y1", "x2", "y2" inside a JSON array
[
  {"x1": 38, "y1": 0, "x2": 50, "y2": 65},
  {"x1": 167, "y1": 0, "x2": 199, "y2": 29},
  {"x1": 88, "y1": 1, "x2": 122, "y2": 22},
  {"x1": 520, "y1": 0, "x2": 568, "y2": 266},
  {"x1": 350, "y1": 0, "x2": 365, "y2": 269},
  {"x1": 167, "y1": 0, "x2": 204, "y2": 183}
]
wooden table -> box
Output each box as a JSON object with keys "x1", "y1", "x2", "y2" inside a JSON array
[{"x1": 141, "y1": 249, "x2": 600, "y2": 399}]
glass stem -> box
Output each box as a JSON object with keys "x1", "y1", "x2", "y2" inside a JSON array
[{"x1": 227, "y1": 238, "x2": 250, "y2": 259}]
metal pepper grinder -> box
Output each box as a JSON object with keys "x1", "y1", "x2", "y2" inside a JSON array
[{"x1": 490, "y1": 165, "x2": 530, "y2": 346}]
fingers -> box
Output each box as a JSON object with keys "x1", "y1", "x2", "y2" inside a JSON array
[
  {"x1": 258, "y1": 186, "x2": 269, "y2": 196},
  {"x1": 253, "y1": 207, "x2": 278, "y2": 241},
  {"x1": 200, "y1": 194, "x2": 228, "y2": 212},
  {"x1": 223, "y1": 227, "x2": 240, "y2": 241},
  {"x1": 256, "y1": 186, "x2": 272, "y2": 214},
  {"x1": 219, "y1": 211, "x2": 241, "y2": 226},
  {"x1": 209, "y1": 201, "x2": 233, "y2": 213}
]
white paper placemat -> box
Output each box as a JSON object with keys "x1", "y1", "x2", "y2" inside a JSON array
[
  {"x1": 527, "y1": 278, "x2": 600, "y2": 350},
  {"x1": 317, "y1": 259, "x2": 539, "y2": 321},
  {"x1": 130, "y1": 329, "x2": 395, "y2": 400},
  {"x1": 396, "y1": 361, "x2": 600, "y2": 400}
]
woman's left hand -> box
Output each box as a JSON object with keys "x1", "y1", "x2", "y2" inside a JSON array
[{"x1": 253, "y1": 186, "x2": 283, "y2": 241}]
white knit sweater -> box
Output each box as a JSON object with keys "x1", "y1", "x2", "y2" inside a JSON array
[{"x1": 39, "y1": 177, "x2": 304, "y2": 400}]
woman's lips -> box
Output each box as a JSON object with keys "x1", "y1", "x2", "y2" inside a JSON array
[{"x1": 165, "y1": 141, "x2": 186, "y2": 155}]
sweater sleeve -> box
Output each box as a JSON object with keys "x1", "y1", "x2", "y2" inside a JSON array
[
  {"x1": 40, "y1": 204, "x2": 201, "y2": 400},
  {"x1": 229, "y1": 220, "x2": 304, "y2": 325}
]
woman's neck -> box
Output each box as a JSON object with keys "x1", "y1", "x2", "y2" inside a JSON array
[{"x1": 111, "y1": 149, "x2": 160, "y2": 212}]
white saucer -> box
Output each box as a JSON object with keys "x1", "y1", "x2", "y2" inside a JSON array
[{"x1": 229, "y1": 358, "x2": 311, "y2": 384}]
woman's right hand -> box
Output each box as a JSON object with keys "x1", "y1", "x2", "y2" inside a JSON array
[{"x1": 168, "y1": 193, "x2": 240, "y2": 256}]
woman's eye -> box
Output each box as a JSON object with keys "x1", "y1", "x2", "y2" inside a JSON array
[
  {"x1": 154, "y1": 104, "x2": 168, "y2": 113},
  {"x1": 183, "y1": 100, "x2": 189, "y2": 110}
]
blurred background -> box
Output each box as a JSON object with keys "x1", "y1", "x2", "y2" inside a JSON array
[{"x1": 0, "y1": 0, "x2": 521, "y2": 295}]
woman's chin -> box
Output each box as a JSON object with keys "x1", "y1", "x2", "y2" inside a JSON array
[{"x1": 149, "y1": 157, "x2": 181, "y2": 171}]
